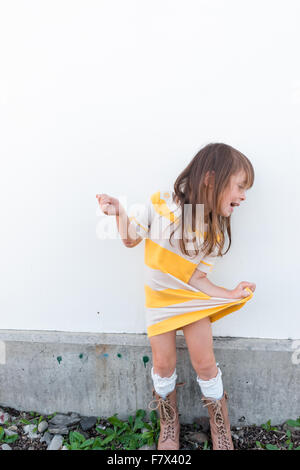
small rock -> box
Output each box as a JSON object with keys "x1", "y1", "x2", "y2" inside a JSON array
[
  {"x1": 4, "y1": 429, "x2": 18, "y2": 437},
  {"x1": 38, "y1": 421, "x2": 48, "y2": 433},
  {"x1": 7, "y1": 425, "x2": 18, "y2": 432},
  {"x1": 40, "y1": 431, "x2": 52, "y2": 446},
  {"x1": 61, "y1": 445, "x2": 69, "y2": 450},
  {"x1": 28, "y1": 446, "x2": 35, "y2": 450},
  {"x1": 47, "y1": 434, "x2": 64, "y2": 450},
  {"x1": 0, "y1": 411, "x2": 10, "y2": 425},
  {"x1": 1, "y1": 444, "x2": 12, "y2": 450},
  {"x1": 23, "y1": 424, "x2": 40, "y2": 439},
  {"x1": 48, "y1": 425, "x2": 69, "y2": 435},
  {"x1": 186, "y1": 431, "x2": 209, "y2": 444},
  {"x1": 237, "y1": 429, "x2": 244, "y2": 437},
  {"x1": 49, "y1": 413, "x2": 80, "y2": 428},
  {"x1": 232, "y1": 433, "x2": 240, "y2": 440},
  {"x1": 80, "y1": 416, "x2": 97, "y2": 431},
  {"x1": 96, "y1": 423, "x2": 106, "y2": 430}
]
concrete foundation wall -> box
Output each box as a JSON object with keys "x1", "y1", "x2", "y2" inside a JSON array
[{"x1": 0, "y1": 330, "x2": 299, "y2": 426}]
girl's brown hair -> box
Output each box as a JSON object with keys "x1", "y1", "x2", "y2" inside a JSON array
[{"x1": 169, "y1": 143, "x2": 254, "y2": 259}]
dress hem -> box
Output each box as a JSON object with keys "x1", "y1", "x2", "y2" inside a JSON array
[{"x1": 147, "y1": 287, "x2": 253, "y2": 337}]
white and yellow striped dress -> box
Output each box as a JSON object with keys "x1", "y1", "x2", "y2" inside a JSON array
[{"x1": 129, "y1": 190, "x2": 254, "y2": 338}]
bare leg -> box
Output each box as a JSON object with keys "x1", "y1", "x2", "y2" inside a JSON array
[
  {"x1": 149, "y1": 330, "x2": 177, "y2": 377},
  {"x1": 182, "y1": 317, "x2": 218, "y2": 380}
]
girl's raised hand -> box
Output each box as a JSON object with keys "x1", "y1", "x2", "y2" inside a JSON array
[
  {"x1": 230, "y1": 281, "x2": 256, "y2": 299},
  {"x1": 96, "y1": 193, "x2": 122, "y2": 216}
]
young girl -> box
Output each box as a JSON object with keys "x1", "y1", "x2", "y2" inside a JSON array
[{"x1": 96, "y1": 143, "x2": 256, "y2": 451}]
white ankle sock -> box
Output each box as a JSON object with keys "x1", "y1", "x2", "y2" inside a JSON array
[
  {"x1": 151, "y1": 367, "x2": 177, "y2": 399},
  {"x1": 196, "y1": 366, "x2": 223, "y2": 400}
]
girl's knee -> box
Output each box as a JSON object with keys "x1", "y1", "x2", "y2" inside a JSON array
[
  {"x1": 192, "y1": 358, "x2": 218, "y2": 380},
  {"x1": 152, "y1": 357, "x2": 176, "y2": 378}
]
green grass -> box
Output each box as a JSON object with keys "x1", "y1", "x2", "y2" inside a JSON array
[
  {"x1": 255, "y1": 417, "x2": 300, "y2": 451},
  {"x1": 63, "y1": 409, "x2": 160, "y2": 451}
]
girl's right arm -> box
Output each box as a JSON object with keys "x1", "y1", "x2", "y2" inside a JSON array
[{"x1": 96, "y1": 193, "x2": 142, "y2": 247}]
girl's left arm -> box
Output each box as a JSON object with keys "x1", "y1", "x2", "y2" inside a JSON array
[{"x1": 188, "y1": 270, "x2": 255, "y2": 299}]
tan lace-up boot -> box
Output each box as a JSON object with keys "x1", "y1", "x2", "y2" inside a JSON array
[
  {"x1": 201, "y1": 391, "x2": 234, "y2": 450},
  {"x1": 148, "y1": 383, "x2": 185, "y2": 450}
]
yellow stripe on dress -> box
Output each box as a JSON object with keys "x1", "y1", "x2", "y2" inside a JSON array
[
  {"x1": 144, "y1": 285, "x2": 211, "y2": 308},
  {"x1": 145, "y1": 238, "x2": 198, "y2": 284},
  {"x1": 151, "y1": 191, "x2": 179, "y2": 223}
]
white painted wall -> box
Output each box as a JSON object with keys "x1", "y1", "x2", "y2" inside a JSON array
[{"x1": 0, "y1": 0, "x2": 299, "y2": 339}]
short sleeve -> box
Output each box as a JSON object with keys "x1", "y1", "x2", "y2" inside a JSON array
[
  {"x1": 128, "y1": 196, "x2": 153, "y2": 240},
  {"x1": 196, "y1": 248, "x2": 218, "y2": 274}
]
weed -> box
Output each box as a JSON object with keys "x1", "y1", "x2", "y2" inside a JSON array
[
  {"x1": 285, "y1": 417, "x2": 300, "y2": 428},
  {"x1": 203, "y1": 440, "x2": 210, "y2": 450},
  {"x1": 261, "y1": 419, "x2": 278, "y2": 432},
  {"x1": 0, "y1": 426, "x2": 19, "y2": 445},
  {"x1": 63, "y1": 408, "x2": 160, "y2": 451}
]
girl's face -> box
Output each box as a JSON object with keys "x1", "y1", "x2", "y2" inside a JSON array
[
  {"x1": 204, "y1": 169, "x2": 247, "y2": 219},
  {"x1": 218, "y1": 170, "x2": 247, "y2": 217}
]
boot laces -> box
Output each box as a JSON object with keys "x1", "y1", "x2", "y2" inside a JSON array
[
  {"x1": 202, "y1": 398, "x2": 232, "y2": 450},
  {"x1": 148, "y1": 396, "x2": 177, "y2": 441}
]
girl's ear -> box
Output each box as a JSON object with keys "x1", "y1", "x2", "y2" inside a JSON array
[{"x1": 204, "y1": 171, "x2": 215, "y2": 187}]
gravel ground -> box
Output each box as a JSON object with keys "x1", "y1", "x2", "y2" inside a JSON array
[
  {"x1": 179, "y1": 422, "x2": 300, "y2": 451},
  {"x1": 1, "y1": 405, "x2": 299, "y2": 451}
]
